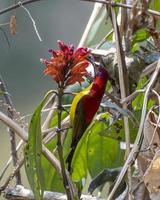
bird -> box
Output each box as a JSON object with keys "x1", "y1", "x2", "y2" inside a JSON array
[{"x1": 66, "y1": 66, "x2": 109, "y2": 172}]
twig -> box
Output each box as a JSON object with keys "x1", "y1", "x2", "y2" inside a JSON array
[
  {"x1": 110, "y1": 7, "x2": 132, "y2": 198},
  {"x1": 0, "y1": 140, "x2": 23, "y2": 181},
  {"x1": 43, "y1": 93, "x2": 56, "y2": 110},
  {"x1": 0, "y1": 75, "x2": 21, "y2": 185},
  {"x1": 107, "y1": 60, "x2": 160, "y2": 200},
  {"x1": 0, "y1": 159, "x2": 24, "y2": 192},
  {"x1": 18, "y1": 1, "x2": 42, "y2": 41},
  {"x1": 120, "y1": 89, "x2": 145, "y2": 104},
  {"x1": 42, "y1": 104, "x2": 71, "y2": 113},
  {"x1": 145, "y1": 91, "x2": 160, "y2": 150},
  {"x1": 78, "y1": 2, "x2": 104, "y2": 47},
  {"x1": 42, "y1": 96, "x2": 58, "y2": 130},
  {"x1": 0, "y1": 22, "x2": 10, "y2": 26},
  {"x1": 81, "y1": 0, "x2": 160, "y2": 17},
  {"x1": 0, "y1": 0, "x2": 44, "y2": 15},
  {"x1": 140, "y1": 61, "x2": 158, "y2": 78},
  {"x1": 0, "y1": 112, "x2": 27, "y2": 141},
  {"x1": 95, "y1": 29, "x2": 113, "y2": 49}
]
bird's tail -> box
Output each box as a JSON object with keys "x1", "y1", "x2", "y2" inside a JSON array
[{"x1": 66, "y1": 147, "x2": 76, "y2": 173}]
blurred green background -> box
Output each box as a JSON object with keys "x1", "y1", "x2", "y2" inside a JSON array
[{"x1": 0, "y1": 0, "x2": 92, "y2": 198}]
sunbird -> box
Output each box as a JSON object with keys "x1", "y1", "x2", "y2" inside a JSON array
[{"x1": 66, "y1": 66, "x2": 109, "y2": 172}]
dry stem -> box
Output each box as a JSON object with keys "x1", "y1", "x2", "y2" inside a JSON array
[
  {"x1": 110, "y1": 7, "x2": 132, "y2": 198},
  {"x1": 0, "y1": 75, "x2": 21, "y2": 184}
]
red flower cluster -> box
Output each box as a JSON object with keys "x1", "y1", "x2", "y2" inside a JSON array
[{"x1": 41, "y1": 40, "x2": 90, "y2": 87}]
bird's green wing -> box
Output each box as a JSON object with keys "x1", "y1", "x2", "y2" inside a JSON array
[
  {"x1": 70, "y1": 99, "x2": 88, "y2": 148},
  {"x1": 70, "y1": 83, "x2": 92, "y2": 124}
]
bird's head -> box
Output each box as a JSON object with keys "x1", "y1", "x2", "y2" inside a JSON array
[
  {"x1": 87, "y1": 55, "x2": 109, "y2": 82},
  {"x1": 96, "y1": 66, "x2": 109, "y2": 81}
]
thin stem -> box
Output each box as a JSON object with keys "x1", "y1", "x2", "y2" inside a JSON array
[
  {"x1": 95, "y1": 29, "x2": 113, "y2": 49},
  {"x1": 0, "y1": 159, "x2": 24, "y2": 192},
  {"x1": 81, "y1": 0, "x2": 160, "y2": 17},
  {"x1": 42, "y1": 96, "x2": 57, "y2": 131},
  {"x1": 0, "y1": 0, "x2": 44, "y2": 15},
  {"x1": 0, "y1": 75, "x2": 21, "y2": 185},
  {"x1": 0, "y1": 23, "x2": 10, "y2": 26},
  {"x1": 0, "y1": 140, "x2": 23, "y2": 181},
  {"x1": 120, "y1": 89, "x2": 146, "y2": 104},
  {"x1": 57, "y1": 89, "x2": 73, "y2": 200},
  {"x1": 110, "y1": 7, "x2": 132, "y2": 198}
]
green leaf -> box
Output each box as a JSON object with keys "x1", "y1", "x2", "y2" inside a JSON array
[
  {"x1": 131, "y1": 28, "x2": 150, "y2": 51},
  {"x1": 88, "y1": 167, "x2": 122, "y2": 194},
  {"x1": 87, "y1": 122, "x2": 124, "y2": 177},
  {"x1": 131, "y1": 43, "x2": 140, "y2": 53},
  {"x1": 132, "y1": 77, "x2": 147, "y2": 110},
  {"x1": 149, "y1": 1, "x2": 160, "y2": 11},
  {"x1": 71, "y1": 129, "x2": 89, "y2": 182},
  {"x1": 71, "y1": 120, "x2": 124, "y2": 183},
  {"x1": 24, "y1": 91, "x2": 54, "y2": 200},
  {"x1": 41, "y1": 152, "x2": 65, "y2": 192},
  {"x1": 96, "y1": 111, "x2": 139, "y2": 143}
]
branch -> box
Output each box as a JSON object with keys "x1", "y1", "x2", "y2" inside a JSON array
[
  {"x1": 0, "y1": 112, "x2": 28, "y2": 141},
  {"x1": 0, "y1": 140, "x2": 23, "y2": 182},
  {"x1": 4, "y1": 185, "x2": 104, "y2": 200},
  {"x1": 140, "y1": 61, "x2": 158, "y2": 78},
  {"x1": 110, "y1": 7, "x2": 132, "y2": 197},
  {"x1": 81, "y1": 0, "x2": 160, "y2": 17},
  {"x1": 0, "y1": 0, "x2": 44, "y2": 15},
  {"x1": 0, "y1": 75, "x2": 21, "y2": 185},
  {"x1": 0, "y1": 159, "x2": 24, "y2": 192}
]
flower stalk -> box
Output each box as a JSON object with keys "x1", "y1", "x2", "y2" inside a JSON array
[{"x1": 56, "y1": 87, "x2": 73, "y2": 200}]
